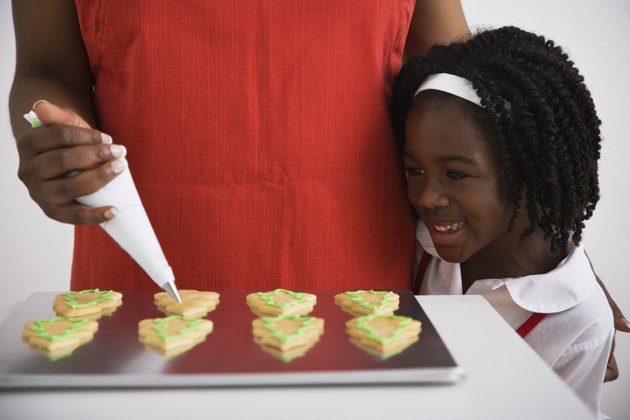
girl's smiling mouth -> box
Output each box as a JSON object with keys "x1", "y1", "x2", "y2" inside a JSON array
[{"x1": 428, "y1": 220, "x2": 466, "y2": 246}]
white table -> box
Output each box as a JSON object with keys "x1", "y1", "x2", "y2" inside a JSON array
[{"x1": 0, "y1": 296, "x2": 595, "y2": 420}]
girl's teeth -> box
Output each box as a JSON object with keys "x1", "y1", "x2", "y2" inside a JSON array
[{"x1": 434, "y1": 222, "x2": 463, "y2": 233}]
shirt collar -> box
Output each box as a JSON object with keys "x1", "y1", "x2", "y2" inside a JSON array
[
  {"x1": 417, "y1": 222, "x2": 596, "y2": 313},
  {"x1": 469, "y1": 245, "x2": 595, "y2": 313},
  {"x1": 417, "y1": 221, "x2": 440, "y2": 258}
]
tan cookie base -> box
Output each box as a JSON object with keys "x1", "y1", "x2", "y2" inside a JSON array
[
  {"x1": 346, "y1": 315, "x2": 421, "y2": 354},
  {"x1": 334, "y1": 290, "x2": 399, "y2": 317},
  {"x1": 246, "y1": 290, "x2": 316, "y2": 317},
  {"x1": 252, "y1": 316, "x2": 324, "y2": 352},
  {"x1": 22, "y1": 318, "x2": 99, "y2": 356},
  {"x1": 154, "y1": 290, "x2": 220, "y2": 319},
  {"x1": 138, "y1": 316, "x2": 213, "y2": 354},
  {"x1": 53, "y1": 290, "x2": 123, "y2": 318}
]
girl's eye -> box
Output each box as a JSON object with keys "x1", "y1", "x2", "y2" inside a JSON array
[
  {"x1": 405, "y1": 168, "x2": 423, "y2": 177},
  {"x1": 446, "y1": 170, "x2": 466, "y2": 180}
]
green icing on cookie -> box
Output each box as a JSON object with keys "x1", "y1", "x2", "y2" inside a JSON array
[
  {"x1": 354, "y1": 314, "x2": 414, "y2": 345},
  {"x1": 29, "y1": 317, "x2": 90, "y2": 342},
  {"x1": 256, "y1": 288, "x2": 308, "y2": 309},
  {"x1": 153, "y1": 315, "x2": 202, "y2": 342},
  {"x1": 345, "y1": 290, "x2": 395, "y2": 311},
  {"x1": 64, "y1": 289, "x2": 113, "y2": 309},
  {"x1": 261, "y1": 315, "x2": 316, "y2": 344}
]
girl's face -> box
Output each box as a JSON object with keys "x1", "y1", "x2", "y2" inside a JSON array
[{"x1": 403, "y1": 99, "x2": 514, "y2": 263}]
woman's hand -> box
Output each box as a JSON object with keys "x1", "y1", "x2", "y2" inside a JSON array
[
  {"x1": 604, "y1": 306, "x2": 630, "y2": 382},
  {"x1": 16, "y1": 100, "x2": 126, "y2": 225}
]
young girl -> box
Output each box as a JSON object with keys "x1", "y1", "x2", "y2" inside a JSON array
[{"x1": 390, "y1": 26, "x2": 613, "y2": 418}]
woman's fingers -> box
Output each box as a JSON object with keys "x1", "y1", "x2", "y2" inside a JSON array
[
  {"x1": 37, "y1": 160, "x2": 128, "y2": 205},
  {"x1": 32, "y1": 99, "x2": 91, "y2": 129},
  {"x1": 43, "y1": 203, "x2": 119, "y2": 226},
  {"x1": 604, "y1": 338, "x2": 618, "y2": 382},
  {"x1": 614, "y1": 316, "x2": 630, "y2": 333},
  {"x1": 16, "y1": 124, "x2": 111, "y2": 158},
  {"x1": 15, "y1": 99, "x2": 123, "y2": 225},
  {"x1": 27, "y1": 143, "x2": 126, "y2": 179}
]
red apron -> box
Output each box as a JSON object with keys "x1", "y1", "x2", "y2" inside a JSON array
[
  {"x1": 72, "y1": 1, "x2": 417, "y2": 291},
  {"x1": 414, "y1": 253, "x2": 546, "y2": 337}
]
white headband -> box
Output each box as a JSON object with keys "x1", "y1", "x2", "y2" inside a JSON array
[{"x1": 413, "y1": 73, "x2": 482, "y2": 107}]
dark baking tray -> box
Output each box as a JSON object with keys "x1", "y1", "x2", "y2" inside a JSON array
[{"x1": 0, "y1": 290, "x2": 463, "y2": 388}]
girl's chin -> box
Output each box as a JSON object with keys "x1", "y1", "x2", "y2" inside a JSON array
[{"x1": 433, "y1": 247, "x2": 470, "y2": 264}]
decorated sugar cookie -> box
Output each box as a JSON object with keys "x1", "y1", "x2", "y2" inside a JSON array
[
  {"x1": 252, "y1": 314, "x2": 324, "y2": 352},
  {"x1": 138, "y1": 315, "x2": 213, "y2": 355},
  {"x1": 154, "y1": 289, "x2": 220, "y2": 319},
  {"x1": 257, "y1": 338, "x2": 320, "y2": 363},
  {"x1": 346, "y1": 314, "x2": 421, "y2": 356},
  {"x1": 246, "y1": 289, "x2": 316, "y2": 316},
  {"x1": 53, "y1": 289, "x2": 123, "y2": 319},
  {"x1": 334, "y1": 290, "x2": 399, "y2": 317},
  {"x1": 22, "y1": 316, "x2": 99, "y2": 359}
]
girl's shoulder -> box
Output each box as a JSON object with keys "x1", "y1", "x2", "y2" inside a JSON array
[{"x1": 566, "y1": 281, "x2": 613, "y2": 344}]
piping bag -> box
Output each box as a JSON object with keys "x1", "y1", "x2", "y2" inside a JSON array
[{"x1": 24, "y1": 111, "x2": 182, "y2": 302}]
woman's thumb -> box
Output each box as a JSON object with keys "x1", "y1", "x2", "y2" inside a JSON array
[{"x1": 32, "y1": 99, "x2": 91, "y2": 129}]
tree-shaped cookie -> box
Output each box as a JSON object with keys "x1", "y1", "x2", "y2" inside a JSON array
[
  {"x1": 252, "y1": 314, "x2": 324, "y2": 362},
  {"x1": 138, "y1": 315, "x2": 213, "y2": 356},
  {"x1": 246, "y1": 289, "x2": 316, "y2": 316},
  {"x1": 346, "y1": 314, "x2": 421, "y2": 358},
  {"x1": 252, "y1": 315, "x2": 324, "y2": 351},
  {"x1": 22, "y1": 316, "x2": 99, "y2": 360},
  {"x1": 53, "y1": 289, "x2": 123, "y2": 319},
  {"x1": 154, "y1": 289, "x2": 220, "y2": 319},
  {"x1": 334, "y1": 290, "x2": 399, "y2": 317}
]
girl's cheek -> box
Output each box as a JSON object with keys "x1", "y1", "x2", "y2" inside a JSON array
[{"x1": 407, "y1": 184, "x2": 420, "y2": 207}]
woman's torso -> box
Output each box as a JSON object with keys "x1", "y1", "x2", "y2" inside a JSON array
[{"x1": 72, "y1": 0, "x2": 416, "y2": 291}]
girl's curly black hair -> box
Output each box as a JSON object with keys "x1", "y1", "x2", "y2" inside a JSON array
[{"x1": 390, "y1": 26, "x2": 601, "y2": 253}]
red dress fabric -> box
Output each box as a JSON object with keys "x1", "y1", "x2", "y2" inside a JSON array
[{"x1": 72, "y1": 0, "x2": 416, "y2": 291}]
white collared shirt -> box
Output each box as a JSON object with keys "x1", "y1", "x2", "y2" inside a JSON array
[{"x1": 416, "y1": 222, "x2": 614, "y2": 419}]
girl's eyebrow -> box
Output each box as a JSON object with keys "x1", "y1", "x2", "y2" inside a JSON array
[
  {"x1": 437, "y1": 155, "x2": 478, "y2": 165},
  {"x1": 403, "y1": 152, "x2": 478, "y2": 166}
]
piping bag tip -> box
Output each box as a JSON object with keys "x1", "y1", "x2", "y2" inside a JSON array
[{"x1": 162, "y1": 281, "x2": 182, "y2": 303}]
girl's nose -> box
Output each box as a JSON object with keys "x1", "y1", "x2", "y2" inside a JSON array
[{"x1": 414, "y1": 179, "x2": 449, "y2": 209}]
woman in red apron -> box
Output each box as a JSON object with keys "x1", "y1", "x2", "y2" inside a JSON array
[{"x1": 10, "y1": 1, "x2": 468, "y2": 292}]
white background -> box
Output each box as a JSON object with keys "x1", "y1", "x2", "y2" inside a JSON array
[{"x1": 0, "y1": 1, "x2": 628, "y2": 418}]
